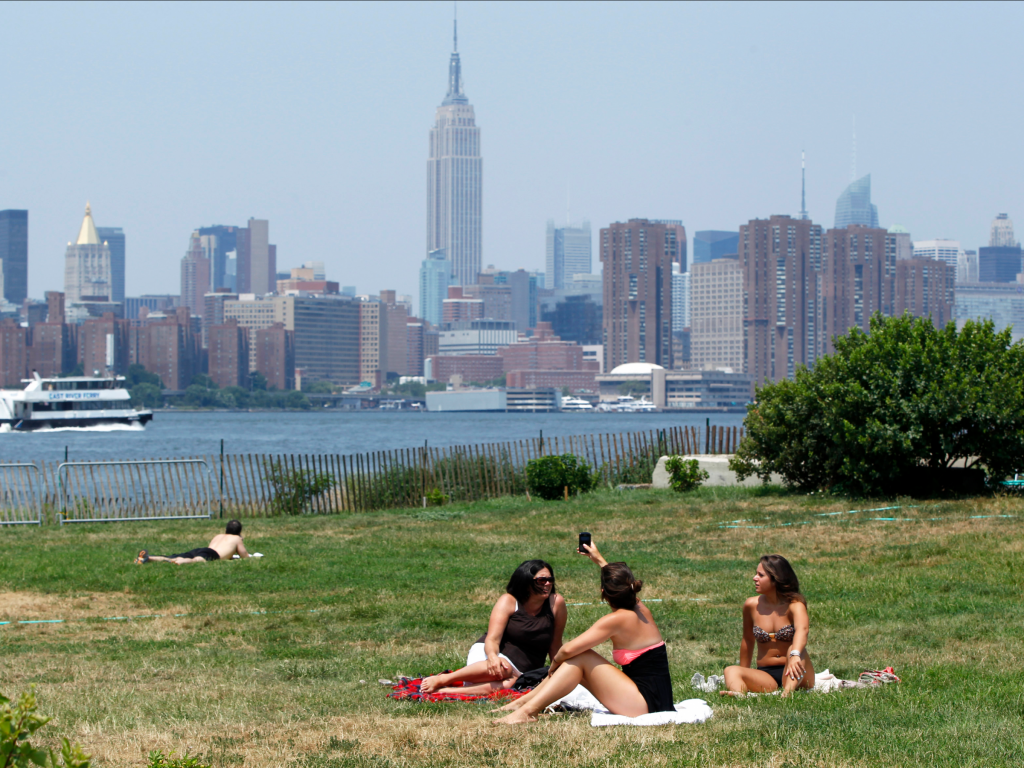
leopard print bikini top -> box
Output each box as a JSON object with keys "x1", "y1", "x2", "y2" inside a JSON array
[{"x1": 752, "y1": 624, "x2": 795, "y2": 643}]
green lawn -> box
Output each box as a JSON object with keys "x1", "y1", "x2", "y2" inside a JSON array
[{"x1": 1, "y1": 487, "x2": 1022, "y2": 767}]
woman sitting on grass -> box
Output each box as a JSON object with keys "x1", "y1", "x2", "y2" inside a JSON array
[
  {"x1": 492, "y1": 543, "x2": 674, "y2": 724},
  {"x1": 722, "y1": 554, "x2": 814, "y2": 697},
  {"x1": 420, "y1": 559, "x2": 567, "y2": 695}
]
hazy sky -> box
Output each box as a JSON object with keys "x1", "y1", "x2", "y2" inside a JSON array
[{"x1": 2, "y1": 1, "x2": 1021, "y2": 301}]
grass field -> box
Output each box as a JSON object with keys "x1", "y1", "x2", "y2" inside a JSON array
[{"x1": 1, "y1": 486, "x2": 1023, "y2": 767}]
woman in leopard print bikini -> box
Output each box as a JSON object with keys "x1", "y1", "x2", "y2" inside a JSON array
[{"x1": 722, "y1": 554, "x2": 815, "y2": 697}]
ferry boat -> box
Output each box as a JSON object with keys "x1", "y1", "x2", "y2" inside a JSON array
[
  {"x1": 0, "y1": 375, "x2": 153, "y2": 431},
  {"x1": 560, "y1": 396, "x2": 594, "y2": 411}
]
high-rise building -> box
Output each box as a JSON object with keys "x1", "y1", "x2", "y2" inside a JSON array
[
  {"x1": 740, "y1": 216, "x2": 825, "y2": 383},
  {"x1": 955, "y1": 283, "x2": 1024, "y2": 342},
  {"x1": 541, "y1": 295, "x2": 602, "y2": 346},
  {"x1": 438, "y1": 319, "x2": 517, "y2": 355},
  {"x1": 180, "y1": 232, "x2": 211, "y2": 319},
  {"x1": 64, "y1": 203, "x2": 112, "y2": 303},
  {"x1": 912, "y1": 239, "x2": 960, "y2": 271},
  {"x1": 0, "y1": 210, "x2": 29, "y2": 305},
  {"x1": 600, "y1": 219, "x2": 686, "y2": 371},
  {"x1": 463, "y1": 281, "x2": 512, "y2": 323},
  {"x1": 137, "y1": 307, "x2": 201, "y2": 389},
  {"x1": 821, "y1": 224, "x2": 897, "y2": 355},
  {"x1": 79, "y1": 312, "x2": 129, "y2": 376},
  {"x1": 95, "y1": 226, "x2": 125, "y2": 304},
  {"x1": 895, "y1": 258, "x2": 954, "y2": 327},
  {"x1": 957, "y1": 250, "x2": 979, "y2": 283},
  {"x1": 692, "y1": 231, "x2": 738, "y2": 265},
  {"x1": 834, "y1": 175, "x2": 879, "y2": 229},
  {"x1": 358, "y1": 300, "x2": 381, "y2": 386},
  {"x1": 419, "y1": 249, "x2": 451, "y2": 326},
  {"x1": 495, "y1": 269, "x2": 537, "y2": 332},
  {"x1": 978, "y1": 245, "x2": 1023, "y2": 283},
  {"x1": 235, "y1": 219, "x2": 275, "y2": 295},
  {"x1": 255, "y1": 322, "x2": 295, "y2": 390},
  {"x1": 888, "y1": 225, "x2": 913, "y2": 260},
  {"x1": 671, "y1": 263, "x2": 690, "y2": 333},
  {"x1": 442, "y1": 286, "x2": 485, "y2": 324},
  {"x1": 208, "y1": 318, "x2": 249, "y2": 389},
  {"x1": 198, "y1": 225, "x2": 239, "y2": 292},
  {"x1": 406, "y1": 318, "x2": 426, "y2": 377},
  {"x1": 0, "y1": 319, "x2": 27, "y2": 386},
  {"x1": 546, "y1": 220, "x2": 592, "y2": 290},
  {"x1": 990, "y1": 213, "x2": 1018, "y2": 247},
  {"x1": 427, "y1": 20, "x2": 482, "y2": 286},
  {"x1": 691, "y1": 258, "x2": 744, "y2": 373},
  {"x1": 378, "y1": 291, "x2": 409, "y2": 379}
]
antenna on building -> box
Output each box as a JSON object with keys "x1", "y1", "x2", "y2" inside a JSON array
[
  {"x1": 453, "y1": 1, "x2": 457, "y2": 51},
  {"x1": 850, "y1": 115, "x2": 857, "y2": 181},
  {"x1": 800, "y1": 150, "x2": 808, "y2": 220}
]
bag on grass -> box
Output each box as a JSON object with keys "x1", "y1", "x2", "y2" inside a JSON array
[{"x1": 511, "y1": 667, "x2": 549, "y2": 691}]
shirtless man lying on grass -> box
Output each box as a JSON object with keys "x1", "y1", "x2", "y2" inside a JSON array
[{"x1": 135, "y1": 520, "x2": 249, "y2": 564}]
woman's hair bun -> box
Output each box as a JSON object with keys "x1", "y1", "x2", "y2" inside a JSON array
[{"x1": 632, "y1": 579, "x2": 643, "y2": 593}]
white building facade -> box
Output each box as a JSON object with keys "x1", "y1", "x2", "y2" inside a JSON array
[
  {"x1": 912, "y1": 239, "x2": 962, "y2": 272},
  {"x1": 546, "y1": 220, "x2": 592, "y2": 290},
  {"x1": 64, "y1": 203, "x2": 112, "y2": 303}
]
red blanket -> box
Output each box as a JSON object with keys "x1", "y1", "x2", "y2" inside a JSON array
[{"x1": 388, "y1": 675, "x2": 526, "y2": 703}]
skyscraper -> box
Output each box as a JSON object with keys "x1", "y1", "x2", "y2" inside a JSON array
[
  {"x1": 911, "y1": 239, "x2": 961, "y2": 271},
  {"x1": 180, "y1": 231, "x2": 211, "y2": 318},
  {"x1": 198, "y1": 225, "x2": 239, "y2": 291},
  {"x1": 419, "y1": 248, "x2": 451, "y2": 326},
  {"x1": 990, "y1": 213, "x2": 1017, "y2": 247},
  {"x1": 546, "y1": 220, "x2": 592, "y2": 289},
  {"x1": 96, "y1": 226, "x2": 125, "y2": 304},
  {"x1": 692, "y1": 231, "x2": 738, "y2": 265},
  {"x1": 64, "y1": 203, "x2": 112, "y2": 303},
  {"x1": 601, "y1": 219, "x2": 686, "y2": 371},
  {"x1": 427, "y1": 19, "x2": 482, "y2": 286},
  {"x1": 0, "y1": 210, "x2": 28, "y2": 305},
  {"x1": 834, "y1": 175, "x2": 879, "y2": 229}
]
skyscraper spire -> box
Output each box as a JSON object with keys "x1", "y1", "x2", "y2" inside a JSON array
[
  {"x1": 799, "y1": 151, "x2": 808, "y2": 220},
  {"x1": 453, "y1": 2, "x2": 457, "y2": 52},
  {"x1": 442, "y1": 5, "x2": 466, "y2": 105}
]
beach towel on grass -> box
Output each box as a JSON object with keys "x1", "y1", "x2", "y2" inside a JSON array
[
  {"x1": 590, "y1": 699, "x2": 713, "y2": 727},
  {"x1": 388, "y1": 675, "x2": 525, "y2": 703}
]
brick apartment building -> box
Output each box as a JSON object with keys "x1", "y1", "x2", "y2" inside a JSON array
[
  {"x1": 895, "y1": 258, "x2": 955, "y2": 326},
  {"x1": 208, "y1": 318, "x2": 250, "y2": 388},
  {"x1": 255, "y1": 322, "x2": 295, "y2": 390}
]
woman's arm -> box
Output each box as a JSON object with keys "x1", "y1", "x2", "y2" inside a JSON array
[
  {"x1": 483, "y1": 594, "x2": 518, "y2": 678},
  {"x1": 580, "y1": 542, "x2": 608, "y2": 568},
  {"x1": 739, "y1": 599, "x2": 755, "y2": 668},
  {"x1": 783, "y1": 601, "x2": 810, "y2": 681},
  {"x1": 547, "y1": 614, "x2": 620, "y2": 675},
  {"x1": 547, "y1": 594, "x2": 568, "y2": 661}
]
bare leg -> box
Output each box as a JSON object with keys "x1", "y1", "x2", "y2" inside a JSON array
[
  {"x1": 722, "y1": 665, "x2": 783, "y2": 695},
  {"x1": 494, "y1": 650, "x2": 648, "y2": 725},
  {"x1": 780, "y1": 654, "x2": 815, "y2": 698},
  {"x1": 421, "y1": 659, "x2": 515, "y2": 693}
]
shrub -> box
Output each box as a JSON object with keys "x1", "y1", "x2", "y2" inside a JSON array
[
  {"x1": 425, "y1": 487, "x2": 448, "y2": 506},
  {"x1": 0, "y1": 687, "x2": 91, "y2": 768},
  {"x1": 263, "y1": 460, "x2": 335, "y2": 515},
  {"x1": 147, "y1": 751, "x2": 211, "y2": 768},
  {"x1": 525, "y1": 454, "x2": 595, "y2": 500},
  {"x1": 664, "y1": 456, "x2": 709, "y2": 492},
  {"x1": 731, "y1": 314, "x2": 1024, "y2": 496}
]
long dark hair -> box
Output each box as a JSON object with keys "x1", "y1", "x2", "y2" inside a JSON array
[
  {"x1": 601, "y1": 562, "x2": 643, "y2": 610},
  {"x1": 759, "y1": 554, "x2": 806, "y2": 605},
  {"x1": 506, "y1": 559, "x2": 556, "y2": 603}
]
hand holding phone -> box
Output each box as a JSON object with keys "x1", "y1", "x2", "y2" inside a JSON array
[{"x1": 578, "y1": 531, "x2": 592, "y2": 554}]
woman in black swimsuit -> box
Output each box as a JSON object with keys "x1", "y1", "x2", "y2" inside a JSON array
[
  {"x1": 420, "y1": 560, "x2": 567, "y2": 695},
  {"x1": 723, "y1": 554, "x2": 814, "y2": 697}
]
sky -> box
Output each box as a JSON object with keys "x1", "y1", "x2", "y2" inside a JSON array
[{"x1": 1, "y1": 1, "x2": 1022, "y2": 302}]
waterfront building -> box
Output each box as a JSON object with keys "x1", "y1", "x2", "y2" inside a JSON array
[
  {"x1": 957, "y1": 250, "x2": 979, "y2": 283},
  {"x1": 990, "y1": 213, "x2": 1017, "y2": 247},
  {"x1": 888, "y1": 225, "x2": 913, "y2": 260},
  {"x1": 541, "y1": 294, "x2": 602, "y2": 346},
  {"x1": 498, "y1": 322, "x2": 592, "y2": 372},
  {"x1": 358, "y1": 300, "x2": 381, "y2": 386},
  {"x1": 601, "y1": 219, "x2": 686, "y2": 372},
  {"x1": 180, "y1": 232, "x2": 211, "y2": 322},
  {"x1": 95, "y1": 226, "x2": 125, "y2": 304},
  {"x1": 208, "y1": 318, "x2": 249, "y2": 389},
  {"x1": 28, "y1": 314, "x2": 75, "y2": 378},
  {"x1": 978, "y1": 244, "x2": 1022, "y2": 283},
  {"x1": 438, "y1": 319, "x2": 517, "y2": 356},
  {"x1": 954, "y1": 282, "x2": 1024, "y2": 342},
  {"x1": 740, "y1": 215, "x2": 825, "y2": 383},
  {"x1": 0, "y1": 319, "x2": 27, "y2": 386},
  {"x1": 406, "y1": 318, "x2": 425, "y2": 377},
  {"x1": 425, "y1": 354, "x2": 504, "y2": 384},
  {"x1": 692, "y1": 230, "x2": 738, "y2": 266},
  {"x1": 546, "y1": 220, "x2": 592, "y2": 289},
  {"x1": 419, "y1": 249, "x2": 452, "y2": 327},
  {"x1": 203, "y1": 290, "x2": 239, "y2": 349},
  {"x1": 198, "y1": 225, "x2": 240, "y2": 292},
  {"x1": 691, "y1": 258, "x2": 744, "y2": 374},
  {"x1": 594, "y1": 362, "x2": 753, "y2": 409},
  {"x1": 834, "y1": 175, "x2": 879, "y2": 229},
  {"x1": 379, "y1": 290, "x2": 409, "y2": 379},
  {"x1": 255, "y1": 322, "x2": 295, "y2": 390},
  {"x1": 0, "y1": 210, "x2": 29, "y2": 305},
  {"x1": 64, "y1": 203, "x2": 112, "y2": 303},
  {"x1": 137, "y1": 307, "x2": 201, "y2": 389},
  {"x1": 821, "y1": 225, "x2": 897, "y2": 355},
  {"x1": 427, "y1": 21, "x2": 482, "y2": 286},
  {"x1": 912, "y1": 239, "x2": 960, "y2": 271},
  {"x1": 78, "y1": 312, "x2": 129, "y2": 376},
  {"x1": 224, "y1": 294, "x2": 360, "y2": 386},
  {"x1": 895, "y1": 258, "x2": 955, "y2": 327}
]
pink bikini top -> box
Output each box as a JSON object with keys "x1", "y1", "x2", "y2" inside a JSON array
[{"x1": 612, "y1": 641, "x2": 665, "y2": 666}]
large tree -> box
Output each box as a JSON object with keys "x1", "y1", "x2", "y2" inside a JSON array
[{"x1": 732, "y1": 313, "x2": 1024, "y2": 496}]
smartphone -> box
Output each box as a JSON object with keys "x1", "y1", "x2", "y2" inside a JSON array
[{"x1": 578, "y1": 532, "x2": 592, "y2": 553}]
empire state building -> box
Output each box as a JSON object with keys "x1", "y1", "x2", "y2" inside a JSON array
[{"x1": 427, "y1": 21, "x2": 482, "y2": 287}]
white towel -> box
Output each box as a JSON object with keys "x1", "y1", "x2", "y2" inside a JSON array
[
  {"x1": 591, "y1": 699, "x2": 713, "y2": 727},
  {"x1": 232, "y1": 553, "x2": 264, "y2": 559}
]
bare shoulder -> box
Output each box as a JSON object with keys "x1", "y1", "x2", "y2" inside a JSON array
[
  {"x1": 742, "y1": 596, "x2": 759, "y2": 613},
  {"x1": 551, "y1": 593, "x2": 567, "y2": 611},
  {"x1": 787, "y1": 600, "x2": 809, "y2": 621},
  {"x1": 494, "y1": 593, "x2": 518, "y2": 613}
]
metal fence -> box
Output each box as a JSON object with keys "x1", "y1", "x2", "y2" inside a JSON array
[{"x1": 0, "y1": 463, "x2": 44, "y2": 525}]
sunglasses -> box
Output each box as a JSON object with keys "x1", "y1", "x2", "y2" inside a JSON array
[{"x1": 533, "y1": 576, "x2": 553, "y2": 584}]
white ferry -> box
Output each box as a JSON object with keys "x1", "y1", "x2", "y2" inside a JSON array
[
  {"x1": 0, "y1": 375, "x2": 153, "y2": 431},
  {"x1": 561, "y1": 396, "x2": 594, "y2": 411}
]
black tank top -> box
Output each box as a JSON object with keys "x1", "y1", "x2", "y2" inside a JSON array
[{"x1": 477, "y1": 596, "x2": 555, "y2": 673}]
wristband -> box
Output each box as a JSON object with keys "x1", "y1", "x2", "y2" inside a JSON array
[{"x1": 788, "y1": 649, "x2": 803, "y2": 658}]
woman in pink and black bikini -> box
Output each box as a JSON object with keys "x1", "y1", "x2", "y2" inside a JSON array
[
  {"x1": 722, "y1": 554, "x2": 814, "y2": 697},
  {"x1": 493, "y1": 542, "x2": 673, "y2": 724}
]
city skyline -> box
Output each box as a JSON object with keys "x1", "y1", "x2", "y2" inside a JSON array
[{"x1": 1, "y1": 2, "x2": 1021, "y2": 299}]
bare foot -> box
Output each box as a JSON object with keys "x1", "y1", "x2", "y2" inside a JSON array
[
  {"x1": 420, "y1": 674, "x2": 450, "y2": 693},
  {"x1": 490, "y1": 699, "x2": 523, "y2": 713},
  {"x1": 492, "y1": 709, "x2": 538, "y2": 725},
  {"x1": 719, "y1": 690, "x2": 746, "y2": 697}
]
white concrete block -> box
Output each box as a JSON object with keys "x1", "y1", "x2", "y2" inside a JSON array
[{"x1": 651, "y1": 455, "x2": 783, "y2": 488}]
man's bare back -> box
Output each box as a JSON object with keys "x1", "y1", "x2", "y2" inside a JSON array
[{"x1": 136, "y1": 520, "x2": 250, "y2": 565}]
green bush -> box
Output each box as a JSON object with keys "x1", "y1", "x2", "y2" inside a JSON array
[
  {"x1": 147, "y1": 751, "x2": 211, "y2": 768},
  {"x1": 664, "y1": 456, "x2": 709, "y2": 492},
  {"x1": 425, "y1": 487, "x2": 449, "y2": 506},
  {"x1": 0, "y1": 687, "x2": 91, "y2": 767},
  {"x1": 525, "y1": 454, "x2": 595, "y2": 500},
  {"x1": 731, "y1": 314, "x2": 1024, "y2": 496},
  {"x1": 264, "y1": 460, "x2": 335, "y2": 515}
]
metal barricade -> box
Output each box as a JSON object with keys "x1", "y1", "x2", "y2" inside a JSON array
[
  {"x1": 0, "y1": 463, "x2": 44, "y2": 526},
  {"x1": 57, "y1": 459, "x2": 213, "y2": 524}
]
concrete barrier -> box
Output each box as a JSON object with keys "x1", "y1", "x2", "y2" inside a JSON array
[{"x1": 652, "y1": 455, "x2": 784, "y2": 488}]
